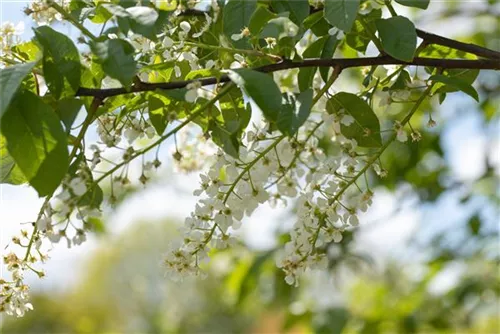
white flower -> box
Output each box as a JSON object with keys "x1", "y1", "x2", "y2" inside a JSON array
[
  {"x1": 69, "y1": 177, "x2": 87, "y2": 196},
  {"x1": 328, "y1": 27, "x2": 345, "y2": 40},
  {"x1": 231, "y1": 27, "x2": 250, "y2": 41},
  {"x1": 180, "y1": 21, "x2": 191, "y2": 33},
  {"x1": 340, "y1": 114, "x2": 355, "y2": 126}
]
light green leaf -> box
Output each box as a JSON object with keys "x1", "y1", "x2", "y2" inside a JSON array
[
  {"x1": 277, "y1": 89, "x2": 313, "y2": 137},
  {"x1": 327, "y1": 92, "x2": 382, "y2": 147},
  {"x1": 228, "y1": 69, "x2": 282, "y2": 123},
  {"x1": 429, "y1": 74, "x2": 479, "y2": 101},
  {"x1": 271, "y1": 0, "x2": 310, "y2": 27},
  {"x1": 0, "y1": 134, "x2": 27, "y2": 185},
  {"x1": 34, "y1": 26, "x2": 81, "y2": 99},
  {"x1": 223, "y1": 0, "x2": 257, "y2": 48},
  {"x1": 92, "y1": 39, "x2": 137, "y2": 88},
  {"x1": 376, "y1": 16, "x2": 417, "y2": 62},
  {"x1": 324, "y1": 0, "x2": 360, "y2": 32},
  {"x1": 0, "y1": 62, "x2": 36, "y2": 119},
  {"x1": 1, "y1": 91, "x2": 69, "y2": 196},
  {"x1": 395, "y1": 0, "x2": 430, "y2": 9},
  {"x1": 148, "y1": 94, "x2": 169, "y2": 135}
]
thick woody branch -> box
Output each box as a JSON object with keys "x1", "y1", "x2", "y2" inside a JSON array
[{"x1": 76, "y1": 56, "x2": 500, "y2": 99}]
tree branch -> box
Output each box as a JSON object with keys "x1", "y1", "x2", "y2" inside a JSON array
[
  {"x1": 76, "y1": 56, "x2": 500, "y2": 99},
  {"x1": 416, "y1": 29, "x2": 500, "y2": 60}
]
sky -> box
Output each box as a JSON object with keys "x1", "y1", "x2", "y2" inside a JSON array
[{"x1": 1, "y1": 0, "x2": 499, "y2": 297}]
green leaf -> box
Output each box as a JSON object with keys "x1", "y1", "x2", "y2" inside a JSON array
[
  {"x1": 55, "y1": 98, "x2": 84, "y2": 133},
  {"x1": 303, "y1": 11, "x2": 330, "y2": 36},
  {"x1": 126, "y1": 6, "x2": 159, "y2": 40},
  {"x1": 320, "y1": 36, "x2": 340, "y2": 82},
  {"x1": 223, "y1": 0, "x2": 257, "y2": 48},
  {"x1": 101, "y1": 4, "x2": 159, "y2": 39},
  {"x1": 327, "y1": 92, "x2": 382, "y2": 147},
  {"x1": 395, "y1": 0, "x2": 430, "y2": 9},
  {"x1": 248, "y1": 5, "x2": 277, "y2": 35},
  {"x1": 298, "y1": 37, "x2": 328, "y2": 92},
  {"x1": 270, "y1": 0, "x2": 310, "y2": 27},
  {"x1": 345, "y1": 9, "x2": 381, "y2": 54},
  {"x1": 324, "y1": 0, "x2": 360, "y2": 32},
  {"x1": 0, "y1": 134, "x2": 27, "y2": 185},
  {"x1": 429, "y1": 74, "x2": 479, "y2": 101},
  {"x1": 376, "y1": 16, "x2": 417, "y2": 62},
  {"x1": 389, "y1": 70, "x2": 411, "y2": 91},
  {"x1": 219, "y1": 86, "x2": 251, "y2": 135},
  {"x1": 210, "y1": 124, "x2": 240, "y2": 158},
  {"x1": 0, "y1": 62, "x2": 36, "y2": 119},
  {"x1": 34, "y1": 26, "x2": 81, "y2": 99},
  {"x1": 91, "y1": 39, "x2": 137, "y2": 88},
  {"x1": 261, "y1": 17, "x2": 299, "y2": 41},
  {"x1": 277, "y1": 89, "x2": 313, "y2": 137},
  {"x1": 79, "y1": 183, "x2": 104, "y2": 209},
  {"x1": 228, "y1": 69, "x2": 282, "y2": 123},
  {"x1": 148, "y1": 94, "x2": 169, "y2": 135},
  {"x1": 1, "y1": 91, "x2": 69, "y2": 196}
]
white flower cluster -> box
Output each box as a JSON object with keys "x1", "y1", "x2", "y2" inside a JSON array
[
  {"x1": 171, "y1": 125, "x2": 217, "y2": 173},
  {"x1": 97, "y1": 111, "x2": 156, "y2": 148},
  {"x1": 26, "y1": 0, "x2": 70, "y2": 26},
  {"x1": 1, "y1": 253, "x2": 34, "y2": 317},
  {"x1": 0, "y1": 21, "x2": 24, "y2": 58},
  {"x1": 165, "y1": 114, "x2": 375, "y2": 285}
]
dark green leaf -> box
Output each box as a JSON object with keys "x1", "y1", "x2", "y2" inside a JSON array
[
  {"x1": 228, "y1": 69, "x2": 282, "y2": 123},
  {"x1": 389, "y1": 70, "x2": 411, "y2": 91},
  {"x1": 0, "y1": 62, "x2": 36, "y2": 119},
  {"x1": 79, "y1": 183, "x2": 104, "y2": 209},
  {"x1": 1, "y1": 91, "x2": 69, "y2": 196},
  {"x1": 429, "y1": 74, "x2": 479, "y2": 101},
  {"x1": 219, "y1": 86, "x2": 251, "y2": 135},
  {"x1": 324, "y1": 0, "x2": 360, "y2": 32},
  {"x1": 277, "y1": 89, "x2": 313, "y2": 136},
  {"x1": 249, "y1": 5, "x2": 277, "y2": 35},
  {"x1": 261, "y1": 17, "x2": 299, "y2": 41},
  {"x1": 376, "y1": 16, "x2": 417, "y2": 62},
  {"x1": 126, "y1": 6, "x2": 159, "y2": 40},
  {"x1": 303, "y1": 11, "x2": 330, "y2": 36},
  {"x1": 395, "y1": 0, "x2": 430, "y2": 9},
  {"x1": 299, "y1": 37, "x2": 328, "y2": 92},
  {"x1": 210, "y1": 124, "x2": 240, "y2": 158},
  {"x1": 345, "y1": 9, "x2": 381, "y2": 54},
  {"x1": 55, "y1": 98, "x2": 84, "y2": 133},
  {"x1": 223, "y1": 0, "x2": 257, "y2": 48},
  {"x1": 271, "y1": 0, "x2": 310, "y2": 27},
  {"x1": 467, "y1": 214, "x2": 481, "y2": 235},
  {"x1": 320, "y1": 36, "x2": 340, "y2": 82},
  {"x1": 34, "y1": 26, "x2": 81, "y2": 99},
  {"x1": 92, "y1": 39, "x2": 137, "y2": 88},
  {"x1": 0, "y1": 134, "x2": 27, "y2": 185},
  {"x1": 327, "y1": 92, "x2": 382, "y2": 147}
]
